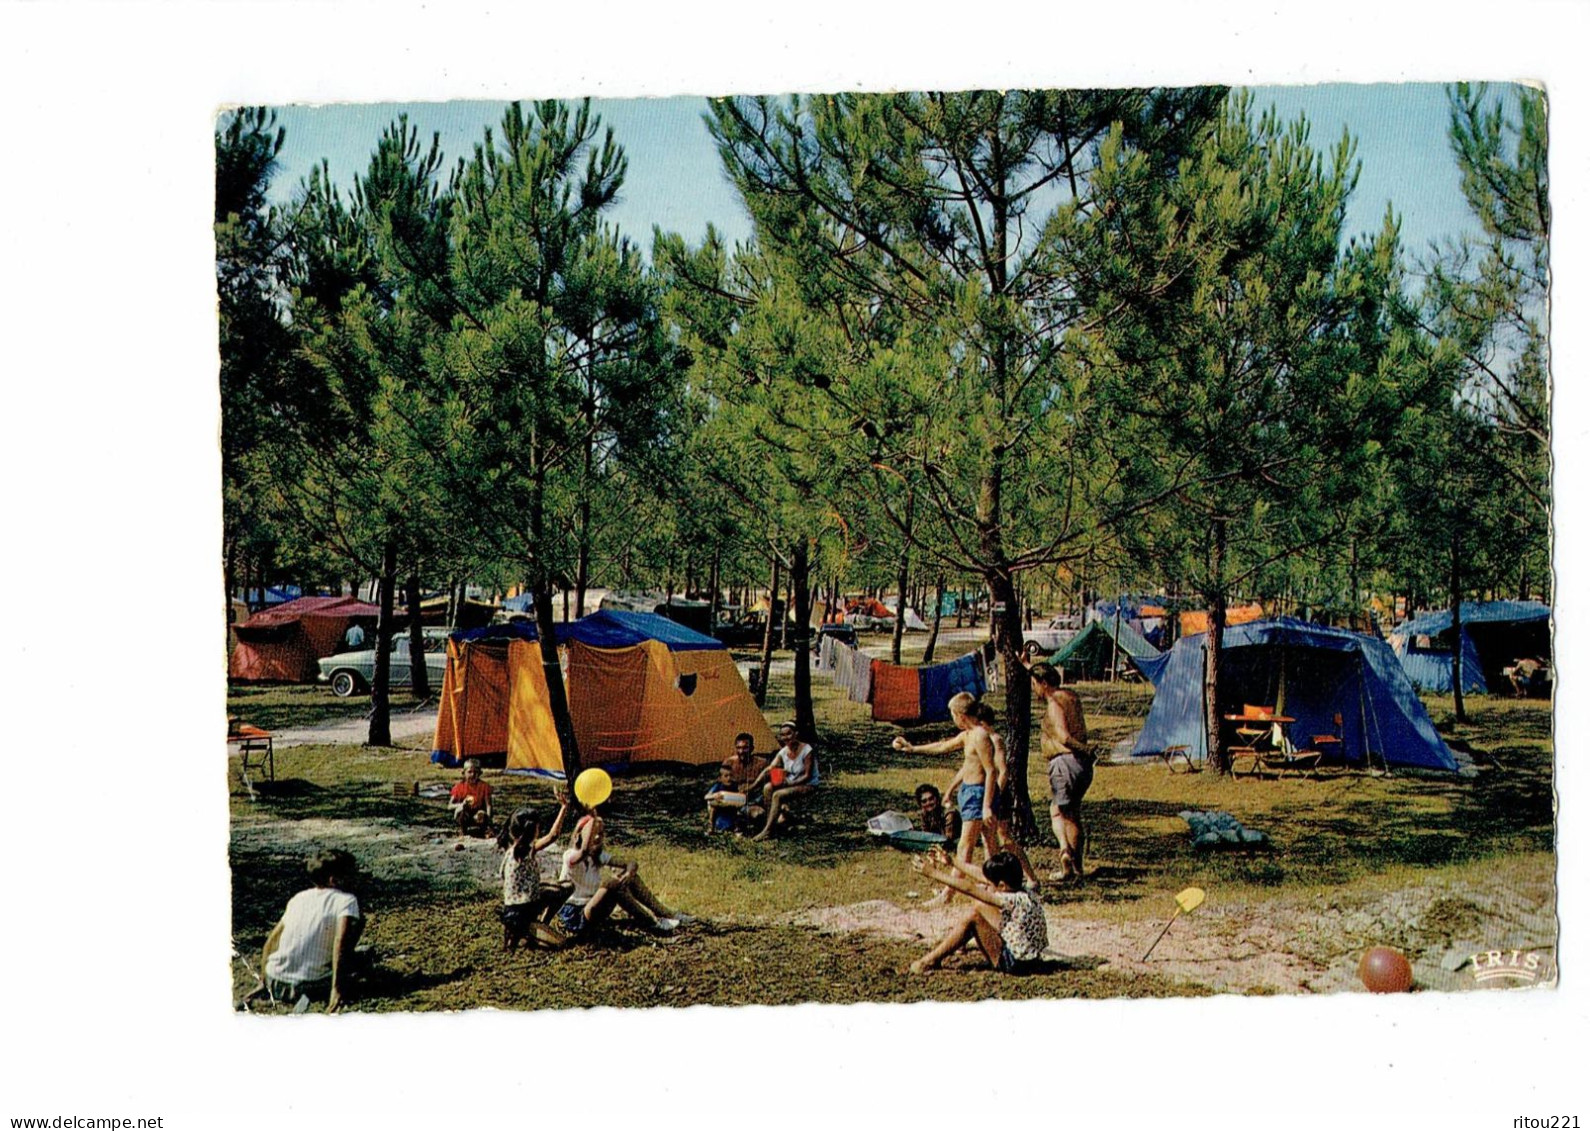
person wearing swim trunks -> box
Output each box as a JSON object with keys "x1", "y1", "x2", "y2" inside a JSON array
[
  {"x1": 972, "y1": 701, "x2": 1041, "y2": 890},
  {"x1": 1026, "y1": 660, "x2": 1093, "y2": 883},
  {"x1": 892, "y1": 692, "x2": 995, "y2": 880}
]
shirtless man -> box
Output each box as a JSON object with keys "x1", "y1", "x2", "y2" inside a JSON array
[
  {"x1": 892, "y1": 692, "x2": 995, "y2": 875},
  {"x1": 1026, "y1": 661, "x2": 1093, "y2": 883}
]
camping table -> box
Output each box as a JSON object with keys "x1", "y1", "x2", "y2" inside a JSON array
[
  {"x1": 1223, "y1": 714, "x2": 1294, "y2": 777},
  {"x1": 230, "y1": 724, "x2": 275, "y2": 784}
]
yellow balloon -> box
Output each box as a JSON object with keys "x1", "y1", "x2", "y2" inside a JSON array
[{"x1": 573, "y1": 768, "x2": 612, "y2": 808}]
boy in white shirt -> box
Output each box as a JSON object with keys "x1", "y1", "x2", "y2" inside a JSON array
[{"x1": 260, "y1": 849, "x2": 364, "y2": 1011}]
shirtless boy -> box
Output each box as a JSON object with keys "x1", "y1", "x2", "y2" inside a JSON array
[
  {"x1": 1026, "y1": 661, "x2": 1093, "y2": 882},
  {"x1": 892, "y1": 692, "x2": 995, "y2": 872}
]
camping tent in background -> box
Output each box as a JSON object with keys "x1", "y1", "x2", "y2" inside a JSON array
[
  {"x1": 1046, "y1": 619, "x2": 1161, "y2": 681},
  {"x1": 228, "y1": 596, "x2": 381, "y2": 683},
  {"x1": 1387, "y1": 622, "x2": 1487, "y2": 695},
  {"x1": 1179, "y1": 602, "x2": 1266, "y2": 636},
  {"x1": 241, "y1": 585, "x2": 303, "y2": 610},
  {"x1": 882, "y1": 599, "x2": 929, "y2": 631},
  {"x1": 1388, "y1": 601, "x2": 1550, "y2": 694},
  {"x1": 599, "y1": 591, "x2": 714, "y2": 635},
  {"x1": 1085, "y1": 596, "x2": 1168, "y2": 648},
  {"x1": 432, "y1": 611, "x2": 775, "y2": 775},
  {"x1": 1130, "y1": 618, "x2": 1460, "y2": 773},
  {"x1": 418, "y1": 594, "x2": 498, "y2": 630}
]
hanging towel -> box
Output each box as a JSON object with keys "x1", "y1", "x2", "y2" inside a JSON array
[
  {"x1": 870, "y1": 660, "x2": 921, "y2": 722},
  {"x1": 852, "y1": 647, "x2": 874, "y2": 704},
  {"x1": 832, "y1": 640, "x2": 855, "y2": 695},
  {"x1": 917, "y1": 652, "x2": 988, "y2": 722}
]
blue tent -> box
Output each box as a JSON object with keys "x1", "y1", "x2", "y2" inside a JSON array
[
  {"x1": 450, "y1": 609, "x2": 722, "y2": 652},
  {"x1": 1131, "y1": 617, "x2": 1458, "y2": 772},
  {"x1": 1389, "y1": 601, "x2": 1550, "y2": 694}
]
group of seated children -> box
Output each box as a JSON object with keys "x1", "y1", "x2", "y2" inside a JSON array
[
  {"x1": 703, "y1": 722, "x2": 819, "y2": 840},
  {"x1": 496, "y1": 788, "x2": 691, "y2": 951}
]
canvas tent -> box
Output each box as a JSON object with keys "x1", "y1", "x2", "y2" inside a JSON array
[
  {"x1": 432, "y1": 611, "x2": 775, "y2": 775},
  {"x1": 1046, "y1": 619, "x2": 1161, "y2": 681},
  {"x1": 1389, "y1": 601, "x2": 1550, "y2": 694},
  {"x1": 1130, "y1": 618, "x2": 1460, "y2": 773},
  {"x1": 228, "y1": 596, "x2": 381, "y2": 683},
  {"x1": 1179, "y1": 602, "x2": 1265, "y2": 636}
]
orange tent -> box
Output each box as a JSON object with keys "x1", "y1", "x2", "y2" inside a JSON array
[
  {"x1": 432, "y1": 613, "x2": 775, "y2": 774},
  {"x1": 1179, "y1": 603, "x2": 1266, "y2": 636}
]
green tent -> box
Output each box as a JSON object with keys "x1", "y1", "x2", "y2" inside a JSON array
[{"x1": 1047, "y1": 618, "x2": 1161, "y2": 681}]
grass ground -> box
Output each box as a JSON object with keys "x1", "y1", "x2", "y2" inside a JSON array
[
  {"x1": 228, "y1": 637, "x2": 1556, "y2": 1012},
  {"x1": 226, "y1": 684, "x2": 379, "y2": 731}
]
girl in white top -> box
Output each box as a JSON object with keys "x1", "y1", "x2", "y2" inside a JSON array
[
  {"x1": 555, "y1": 808, "x2": 689, "y2": 938},
  {"x1": 496, "y1": 795, "x2": 571, "y2": 949},
  {"x1": 746, "y1": 722, "x2": 820, "y2": 841}
]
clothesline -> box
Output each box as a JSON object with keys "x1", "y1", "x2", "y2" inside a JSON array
[{"x1": 815, "y1": 634, "x2": 992, "y2": 723}]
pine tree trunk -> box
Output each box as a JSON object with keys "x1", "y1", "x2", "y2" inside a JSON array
[
  {"x1": 368, "y1": 540, "x2": 397, "y2": 747},
  {"x1": 791, "y1": 539, "x2": 816, "y2": 741},
  {"x1": 891, "y1": 550, "x2": 909, "y2": 665},
  {"x1": 406, "y1": 572, "x2": 430, "y2": 700},
  {"x1": 922, "y1": 573, "x2": 946, "y2": 665},
  {"x1": 1451, "y1": 531, "x2": 1469, "y2": 724},
  {"x1": 709, "y1": 551, "x2": 721, "y2": 634},
  {"x1": 1204, "y1": 518, "x2": 1228, "y2": 774},
  {"x1": 525, "y1": 582, "x2": 578, "y2": 781},
  {"x1": 755, "y1": 556, "x2": 779, "y2": 707}
]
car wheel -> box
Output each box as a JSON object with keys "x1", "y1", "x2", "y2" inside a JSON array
[{"x1": 330, "y1": 670, "x2": 361, "y2": 698}]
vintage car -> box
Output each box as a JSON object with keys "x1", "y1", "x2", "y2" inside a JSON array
[{"x1": 317, "y1": 628, "x2": 450, "y2": 697}]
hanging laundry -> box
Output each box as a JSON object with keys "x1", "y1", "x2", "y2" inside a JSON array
[
  {"x1": 917, "y1": 652, "x2": 987, "y2": 722},
  {"x1": 870, "y1": 659, "x2": 921, "y2": 722}
]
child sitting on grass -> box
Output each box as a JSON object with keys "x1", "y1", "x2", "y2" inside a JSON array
[
  {"x1": 450, "y1": 758, "x2": 494, "y2": 838},
  {"x1": 557, "y1": 807, "x2": 691, "y2": 940},
  {"x1": 259, "y1": 849, "x2": 365, "y2": 1011},
  {"x1": 496, "y1": 793, "x2": 573, "y2": 951},
  {"x1": 908, "y1": 848, "x2": 1047, "y2": 976},
  {"x1": 704, "y1": 763, "x2": 747, "y2": 833}
]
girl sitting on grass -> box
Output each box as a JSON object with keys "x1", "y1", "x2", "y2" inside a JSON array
[
  {"x1": 908, "y1": 848, "x2": 1047, "y2": 975},
  {"x1": 496, "y1": 793, "x2": 572, "y2": 951},
  {"x1": 556, "y1": 806, "x2": 692, "y2": 940}
]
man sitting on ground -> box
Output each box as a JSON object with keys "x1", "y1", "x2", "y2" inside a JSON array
[
  {"x1": 915, "y1": 783, "x2": 961, "y2": 848},
  {"x1": 450, "y1": 758, "x2": 494, "y2": 838},
  {"x1": 259, "y1": 849, "x2": 365, "y2": 1011}
]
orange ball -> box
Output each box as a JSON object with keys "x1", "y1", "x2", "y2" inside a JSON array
[{"x1": 1358, "y1": 946, "x2": 1413, "y2": 993}]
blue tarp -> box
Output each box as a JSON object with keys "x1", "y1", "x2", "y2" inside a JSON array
[
  {"x1": 1389, "y1": 601, "x2": 1550, "y2": 694},
  {"x1": 1131, "y1": 617, "x2": 1457, "y2": 772},
  {"x1": 917, "y1": 653, "x2": 988, "y2": 722},
  {"x1": 1397, "y1": 601, "x2": 1550, "y2": 634},
  {"x1": 1389, "y1": 630, "x2": 1487, "y2": 695},
  {"x1": 450, "y1": 610, "x2": 724, "y2": 652}
]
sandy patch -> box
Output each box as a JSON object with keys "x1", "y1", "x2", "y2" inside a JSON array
[{"x1": 788, "y1": 867, "x2": 1557, "y2": 996}]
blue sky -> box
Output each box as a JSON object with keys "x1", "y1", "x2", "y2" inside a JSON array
[{"x1": 266, "y1": 84, "x2": 1493, "y2": 258}]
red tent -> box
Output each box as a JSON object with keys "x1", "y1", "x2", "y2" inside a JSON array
[{"x1": 228, "y1": 596, "x2": 381, "y2": 683}]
